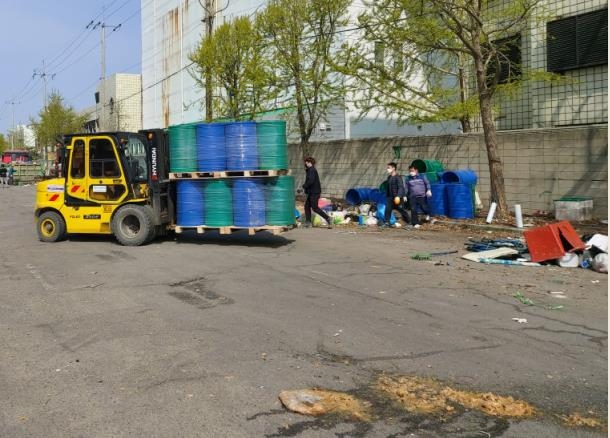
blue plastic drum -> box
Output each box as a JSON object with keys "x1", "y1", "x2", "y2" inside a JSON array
[
  {"x1": 226, "y1": 121, "x2": 258, "y2": 171},
  {"x1": 428, "y1": 183, "x2": 448, "y2": 217},
  {"x1": 446, "y1": 183, "x2": 474, "y2": 219},
  {"x1": 176, "y1": 180, "x2": 205, "y2": 226},
  {"x1": 196, "y1": 122, "x2": 227, "y2": 171},
  {"x1": 233, "y1": 178, "x2": 266, "y2": 227}
]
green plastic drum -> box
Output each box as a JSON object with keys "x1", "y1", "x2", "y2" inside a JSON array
[
  {"x1": 266, "y1": 176, "x2": 295, "y2": 225},
  {"x1": 203, "y1": 179, "x2": 233, "y2": 226},
  {"x1": 424, "y1": 171, "x2": 439, "y2": 183},
  {"x1": 256, "y1": 120, "x2": 288, "y2": 170},
  {"x1": 169, "y1": 124, "x2": 197, "y2": 172},
  {"x1": 410, "y1": 159, "x2": 443, "y2": 174}
]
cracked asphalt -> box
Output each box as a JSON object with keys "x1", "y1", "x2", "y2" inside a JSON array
[{"x1": 1, "y1": 185, "x2": 607, "y2": 437}]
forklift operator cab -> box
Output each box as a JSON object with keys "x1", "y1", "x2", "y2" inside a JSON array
[{"x1": 35, "y1": 132, "x2": 163, "y2": 246}]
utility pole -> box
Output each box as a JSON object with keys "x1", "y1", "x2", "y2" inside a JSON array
[
  {"x1": 204, "y1": 0, "x2": 215, "y2": 121},
  {"x1": 32, "y1": 60, "x2": 55, "y2": 109},
  {"x1": 90, "y1": 12, "x2": 121, "y2": 131},
  {"x1": 4, "y1": 100, "x2": 19, "y2": 148}
]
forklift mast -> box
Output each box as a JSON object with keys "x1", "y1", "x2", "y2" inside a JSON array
[{"x1": 141, "y1": 129, "x2": 174, "y2": 228}]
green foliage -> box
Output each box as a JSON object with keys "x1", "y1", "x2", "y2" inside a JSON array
[
  {"x1": 190, "y1": 16, "x2": 276, "y2": 120},
  {"x1": 256, "y1": 0, "x2": 351, "y2": 148},
  {"x1": 32, "y1": 92, "x2": 89, "y2": 148},
  {"x1": 0, "y1": 133, "x2": 8, "y2": 154},
  {"x1": 339, "y1": 0, "x2": 541, "y2": 129}
]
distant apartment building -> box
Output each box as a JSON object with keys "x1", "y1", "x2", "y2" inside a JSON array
[
  {"x1": 140, "y1": 0, "x2": 607, "y2": 138},
  {"x1": 85, "y1": 73, "x2": 143, "y2": 132}
]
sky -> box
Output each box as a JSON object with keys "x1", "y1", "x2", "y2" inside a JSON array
[{"x1": 0, "y1": 0, "x2": 142, "y2": 137}]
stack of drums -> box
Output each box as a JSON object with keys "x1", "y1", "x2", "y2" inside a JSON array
[{"x1": 171, "y1": 120, "x2": 295, "y2": 229}]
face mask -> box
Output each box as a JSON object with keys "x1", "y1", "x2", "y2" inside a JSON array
[
  {"x1": 409, "y1": 171, "x2": 416, "y2": 176},
  {"x1": 387, "y1": 168, "x2": 393, "y2": 174}
]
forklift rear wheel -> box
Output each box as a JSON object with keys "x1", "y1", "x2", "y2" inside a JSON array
[
  {"x1": 111, "y1": 205, "x2": 155, "y2": 246},
  {"x1": 37, "y1": 211, "x2": 67, "y2": 242}
]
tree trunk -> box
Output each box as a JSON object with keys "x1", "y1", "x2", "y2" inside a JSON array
[{"x1": 474, "y1": 60, "x2": 508, "y2": 215}]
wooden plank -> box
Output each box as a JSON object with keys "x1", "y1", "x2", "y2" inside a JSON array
[{"x1": 169, "y1": 169, "x2": 291, "y2": 180}]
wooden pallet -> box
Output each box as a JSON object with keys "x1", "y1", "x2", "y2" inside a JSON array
[
  {"x1": 173, "y1": 224, "x2": 293, "y2": 236},
  {"x1": 169, "y1": 169, "x2": 290, "y2": 180}
]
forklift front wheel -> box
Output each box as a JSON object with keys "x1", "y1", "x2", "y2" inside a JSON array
[
  {"x1": 111, "y1": 205, "x2": 155, "y2": 246},
  {"x1": 37, "y1": 211, "x2": 67, "y2": 242}
]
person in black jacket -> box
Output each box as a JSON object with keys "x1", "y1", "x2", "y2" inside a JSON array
[
  {"x1": 302, "y1": 156, "x2": 332, "y2": 228},
  {"x1": 382, "y1": 162, "x2": 410, "y2": 228}
]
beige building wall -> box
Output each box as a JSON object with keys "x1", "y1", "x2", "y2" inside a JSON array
[{"x1": 289, "y1": 125, "x2": 608, "y2": 218}]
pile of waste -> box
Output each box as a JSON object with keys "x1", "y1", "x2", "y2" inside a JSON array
[{"x1": 462, "y1": 222, "x2": 607, "y2": 273}]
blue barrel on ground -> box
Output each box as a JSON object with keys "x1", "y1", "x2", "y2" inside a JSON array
[
  {"x1": 429, "y1": 183, "x2": 448, "y2": 217},
  {"x1": 226, "y1": 121, "x2": 258, "y2": 171},
  {"x1": 168, "y1": 123, "x2": 197, "y2": 172},
  {"x1": 196, "y1": 122, "x2": 227, "y2": 171},
  {"x1": 203, "y1": 179, "x2": 233, "y2": 227},
  {"x1": 345, "y1": 187, "x2": 373, "y2": 205},
  {"x1": 446, "y1": 183, "x2": 474, "y2": 219},
  {"x1": 266, "y1": 176, "x2": 295, "y2": 225},
  {"x1": 257, "y1": 120, "x2": 288, "y2": 170},
  {"x1": 176, "y1": 180, "x2": 205, "y2": 226},
  {"x1": 440, "y1": 169, "x2": 478, "y2": 185},
  {"x1": 233, "y1": 178, "x2": 266, "y2": 227},
  {"x1": 369, "y1": 188, "x2": 387, "y2": 205}
]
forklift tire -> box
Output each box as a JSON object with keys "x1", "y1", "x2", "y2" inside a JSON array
[
  {"x1": 111, "y1": 205, "x2": 155, "y2": 246},
  {"x1": 37, "y1": 211, "x2": 67, "y2": 242}
]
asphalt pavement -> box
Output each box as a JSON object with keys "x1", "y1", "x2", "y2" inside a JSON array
[{"x1": 0, "y1": 185, "x2": 607, "y2": 437}]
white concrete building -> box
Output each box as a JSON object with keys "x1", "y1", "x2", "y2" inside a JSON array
[
  {"x1": 92, "y1": 73, "x2": 143, "y2": 132},
  {"x1": 140, "y1": 0, "x2": 607, "y2": 137}
]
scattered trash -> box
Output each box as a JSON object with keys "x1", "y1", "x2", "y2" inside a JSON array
[
  {"x1": 549, "y1": 291, "x2": 567, "y2": 299},
  {"x1": 411, "y1": 250, "x2": 458, "y2": 261},
  {"x1": 464, "y1": 238, "x2": 527, "y2": 253},
  {"x1": 558, "y1": 253, "x2": 579, "y2": 268},
  {"x1": 546, "y1": 305, "x2": 564, "y2": 310},
  {"x1": 479, "y1": 258, "x2": 541, "y2": 267},
  {"x1": 591, "y1": 280, "x2": 600, "y2": 284},
  {"x1": 592, "y1": 253, "x2": 608, "y2": 273},
  {"x1": 512, "y1": 318, "x2": 528, "y2": 324},
  {"x1": 513, "y1": 291, "x2": 534, "y2": 306},
  {"x1": 462, "y1": 247, "x2": 518, "y2": 262},
  {"x1": 278, "y1": 389, "x2": 370, "y2": 421},
  {"x1": 523, "y1": 221, "x2": 585, "y2": 263},
  {"x1": 585, "y1": 234, "x2": 608, "y2": 253}
]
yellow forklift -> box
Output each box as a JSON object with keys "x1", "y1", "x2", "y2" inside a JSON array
[{"x1": 35, "y1": 130, "x2": 174, "y2": 246}]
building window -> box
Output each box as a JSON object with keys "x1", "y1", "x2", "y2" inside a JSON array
[
  {"x1": 492, "y1": 34, "x2": 521, "y2": 84},
  {"x1": 547, "y1": 8, "x2": 608, "y2": 73}
]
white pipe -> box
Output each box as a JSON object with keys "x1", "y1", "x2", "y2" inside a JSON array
[
  {"x1": 515, "y1": 204, "x2": 523, "y2": 228},
  {"x1": 486, "y1": 202, "x2": 497, "y2": 223}
]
